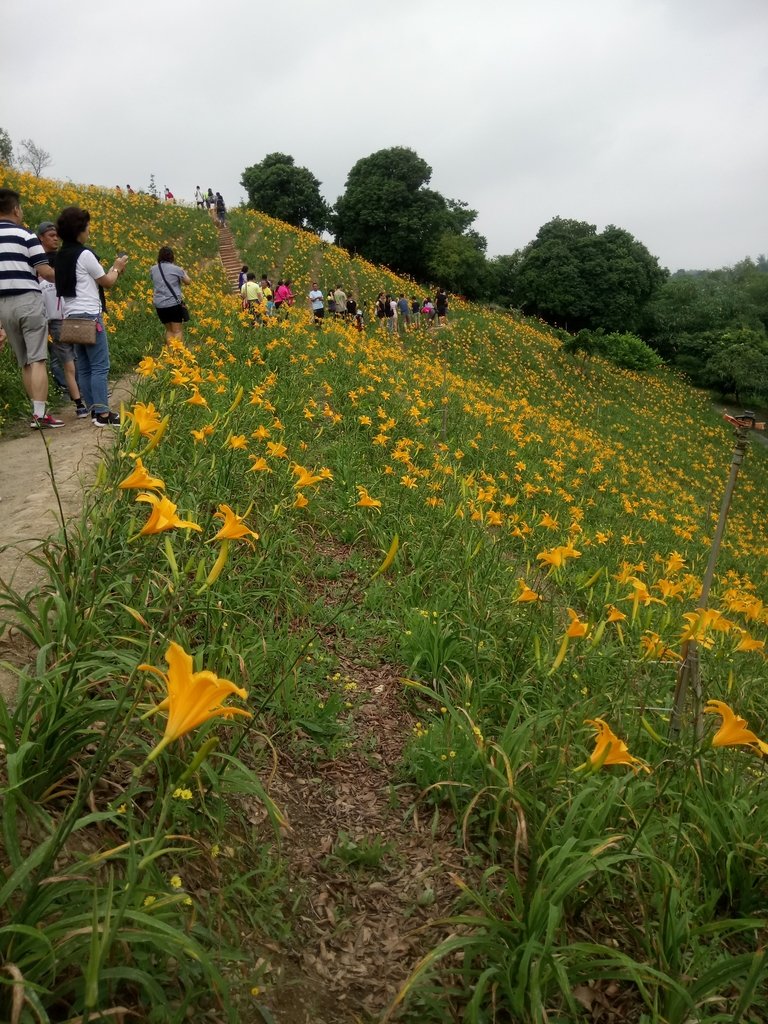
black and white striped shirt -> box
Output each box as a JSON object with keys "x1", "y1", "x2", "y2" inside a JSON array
[{"x1": 0, "y1": 220, "x2": 48, "y2": 296}]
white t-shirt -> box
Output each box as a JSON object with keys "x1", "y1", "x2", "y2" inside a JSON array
[
  {"x1": 309, "y1": 289, "x2": 324, "y2": 310},
  {"x1": 61, "y1": 250, "x2": 104, "y2": 316},
  {"x1": 40, "y1": 277, "x2": 62, "y2": 320}
]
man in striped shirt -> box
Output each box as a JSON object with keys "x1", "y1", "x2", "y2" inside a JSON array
[{"x1": 0, "y1": 187, "x2": 63, "y2": 428}]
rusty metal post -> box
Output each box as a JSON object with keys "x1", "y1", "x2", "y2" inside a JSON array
[{"x1": 669, "y1": 413, "x2": 763, "y2": 740}]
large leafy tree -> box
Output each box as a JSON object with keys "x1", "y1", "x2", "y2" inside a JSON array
[
  {"x1": 241, "y1": 153, "x2": 329, "y2": 232},
  {"x1": 333, "y1": 147, "x2": 481, "y2": 281},
  {"x1": 514, "y1": 217, "x2": 667, "y2": 333},
  {"x1": 428, "y1": 230, "x2": 488, "y2": 298}
]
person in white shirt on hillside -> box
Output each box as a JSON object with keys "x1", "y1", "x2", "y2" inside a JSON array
[
  {"x1": 37, "y1": 220, "x2": 88, "y2": 417},
  {"x1": 54, "y1": 205, "x2": 128, "y2": 427},
  {"x1": 308, "y1": 281, "x2": 324, "y2": 327}
]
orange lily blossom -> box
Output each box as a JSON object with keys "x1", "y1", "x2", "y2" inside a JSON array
[
  {"x1": 356, "y1": 486, "x2": 382, "y2": 509},
  {"x1": 704, "y1": 700, "x2": 768, "y2": 756},
  {"x1": 127, "y1": 401, "x2": 164, "y2": 438},
  {"x1": 138, "y1": 641, "x2": 251, "y2": 764},
  {"x1": 135, "y1": 493, "x2": 202, "y2": 536},
  {"x1": 515, "y1": 580, "x2": 541, "y2": 603},
  {"x1": 213, "y1": 504, "x2": 259, "y2": 543},
  {"x1": 292, "y1": 464, "x2": 324, "y2": 489},
  {"x1": 578, "y1": 719, "x2": 650, "y2": 773},
  {"x1": 118, "y1": 458, "x2": 165, "y2": 492}
]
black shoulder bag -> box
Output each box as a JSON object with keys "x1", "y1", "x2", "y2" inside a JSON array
[{"x1": 157, "y1": 263, "x2": 190, "y2": 323}]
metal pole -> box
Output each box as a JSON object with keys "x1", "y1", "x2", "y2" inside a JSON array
[{"x1": 669, "y1": 414, "x2": 762, "y2": 740}]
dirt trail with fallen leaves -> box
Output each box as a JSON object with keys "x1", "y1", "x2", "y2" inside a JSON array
[
  {"x1": 0, "y1": 377, "x2": 133, "y2": 703},
  {"x1": 258, "y1": 650, "x2": 465, "y2": 1023}
]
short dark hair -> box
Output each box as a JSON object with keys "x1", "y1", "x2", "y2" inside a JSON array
[
  {"x1": 158, "y1": 246, "x2": 175, "y2": 263},
  {"x1": 56, "y1": 206, "x2": 91, "y2": 242},
  {"x1": 241, "y1": 265, "x2": 248, "y2": 273},
  {"x1": 0, "y1": 188, "x2": 21, "y2": 215},
  {"x1": 247, "y1": 272, "x2": 256, "y2": 281}
]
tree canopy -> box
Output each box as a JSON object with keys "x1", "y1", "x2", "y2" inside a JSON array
[
  {"x1": 241, "y1": 153, "x2": 329, "y2": 233},
  {"x1": 333, "y1": 147, "x2": 483, "y2": 281},
  {"x1": 513, "y1": 217, "x2": 667, "y2": 333}
]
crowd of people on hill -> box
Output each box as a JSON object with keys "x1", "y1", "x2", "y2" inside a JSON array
[
  {"x1": 236, "y1": 269, "x2": 450, "y2": 335},
  {"x1": 113, "y1": 184, "x2": 229, "y2": 227},
  {"x1": 0, "y1": 181, "x2": 450, "y2": 432}
]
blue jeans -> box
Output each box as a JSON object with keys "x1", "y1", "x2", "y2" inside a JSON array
[{"x1": 70, "y1": 314, "x2": 110, "y2": 415}]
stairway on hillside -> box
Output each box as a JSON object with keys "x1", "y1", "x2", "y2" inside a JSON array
[{"x1": 218, "y1": 225, "x2": 243, "y2": 294}]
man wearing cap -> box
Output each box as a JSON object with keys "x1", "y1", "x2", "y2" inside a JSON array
[
  {"x1": 37, "y1": 221, "x2": 87, "y2": 417},
  {"x1": 0, "y1": 187, "x2": 63, "y2": 428}
]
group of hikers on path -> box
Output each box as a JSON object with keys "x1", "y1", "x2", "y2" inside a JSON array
[
  {"x1": 240, "y1": 266, "x2": 450, "y2": 335},
  {"x1": 1, "y1": 181, "x2": 451, "y2": 435}
]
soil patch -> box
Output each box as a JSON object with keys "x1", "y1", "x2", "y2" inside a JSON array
[{"x1": 256, "y1": 656, "x2": 465, "y2": 1023}]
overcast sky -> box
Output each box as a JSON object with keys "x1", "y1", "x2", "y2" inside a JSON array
[{"x1": 2, "y1": 0, "x2": 766, "y2": 271}]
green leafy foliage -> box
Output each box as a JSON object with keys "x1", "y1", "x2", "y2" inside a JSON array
[
  {"x1": 241, "y1": 152, "x2": 329, "y2": 232},
  {"x1": 514, "y1": 217, "x2": 668, "y2": 333},
  {"x1": 564, "y1": 328, "x2": 664, "y2": 371},
  {"x1": 333, "y1": 146, "x2": 484, "y2": 283}
]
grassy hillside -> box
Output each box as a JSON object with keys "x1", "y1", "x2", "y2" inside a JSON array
[{"x1": 2, "y1": 180, "x2": 768, "y2": 1022}]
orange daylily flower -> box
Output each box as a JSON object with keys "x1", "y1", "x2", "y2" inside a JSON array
[
  {"x1": 292, "y1": 464, "x2": 324, "y2": 489},
  {"x1": 126, "y1": 401, "x2": 165, "y2": 438},
  {"x1": 249, "y1": 456, "x2": 271, "y2": 473},
  {"x1": 118, "y1": 458, "x2": 165, "y2": 492},
  {"x1": 186, "y1": 387, "x2": 208, "y2": 407},
  {"x1": 266, "y1": 441, "x2": 288, "y2": 459},
  {"x1": 704, "y1": 700, "x2": 768, "y2": 756},
  {"x1": 212, "y1": 504, "x2": 258, "y2": 543},
  {"x1": 566, "y1": 608, "x2": 589, "y2": 638},
  {"x1": 135, "y1": 493, "x2": 202, "y2": 536},
  {"x1": 536, "y1": 545, "x2": 581, "y2": 571},
  {"x1": 356, "y1": 486, "x2": 382, "y2": 509},
  {"x1": 578, "y1": 718, "x2": 650, "y2": 773},
  {"x1": 138, "y1": 641, "x2": 251, "y2": 764},
  {"x1": 515, "y1": 580, "x2": 542, "y2": 603},
  {"x1": 294, "y1": 492, "x2": 309, "y2": 508},
  {"x1": 227, "y1": 434, "x2": 248, "y2": 450},
  {"x1": 734, "y1": 631, "x2": 766, "y2": 653}
]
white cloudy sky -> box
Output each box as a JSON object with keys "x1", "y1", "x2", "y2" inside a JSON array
[{"x1": 2, "y1": 0, "x2": 766, "y2": 270}]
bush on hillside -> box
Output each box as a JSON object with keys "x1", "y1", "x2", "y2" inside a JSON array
[{"x1": 562, "y1": 329, "x2": 664, "y2": 371}]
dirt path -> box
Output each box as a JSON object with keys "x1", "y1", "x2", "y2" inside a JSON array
[
  {"x1": 0, "y1": 377, "x2": 134, "y2": 703},
  {"x1": 257, "y1": 654, "x2": 464, "y2": 1023}
]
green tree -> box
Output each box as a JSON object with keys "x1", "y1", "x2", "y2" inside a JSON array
[
  {"x1": 333, "y1": 147, "x2": 481, "y2": 281},
  {"x1": 514, "y1": 217, "x2": 666, "y2": 333},
  {"x1": 428, "y1": 230, "x2": 488, "y2": 298},
  {"x1": 487, "y1": 253, "x2": 522, "y2": 307},
  {"x1": 0, "y1": 127, "x2": 12, "y2": 166},
  {"x1": 701, "y1": 326, "x2": 768, "y2": 402},
  {"x1": 241, "y1": 153, "x2": 329, "y2": 232}
]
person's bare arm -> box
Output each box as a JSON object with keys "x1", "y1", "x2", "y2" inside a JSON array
[
  {"x1": 36, "y1": 264, "x2": 55, "y2": 283},
  {"x1": 95, "y1": 254, "x2": 129, "y2": 289}
]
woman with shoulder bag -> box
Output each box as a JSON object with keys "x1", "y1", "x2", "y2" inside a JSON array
[
  {"x1": 150, "y1": 246, "x2": 191, "y2": 343},
  {"x1": 54, "y1": 205, "x2": 127, "y2": 427}
]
